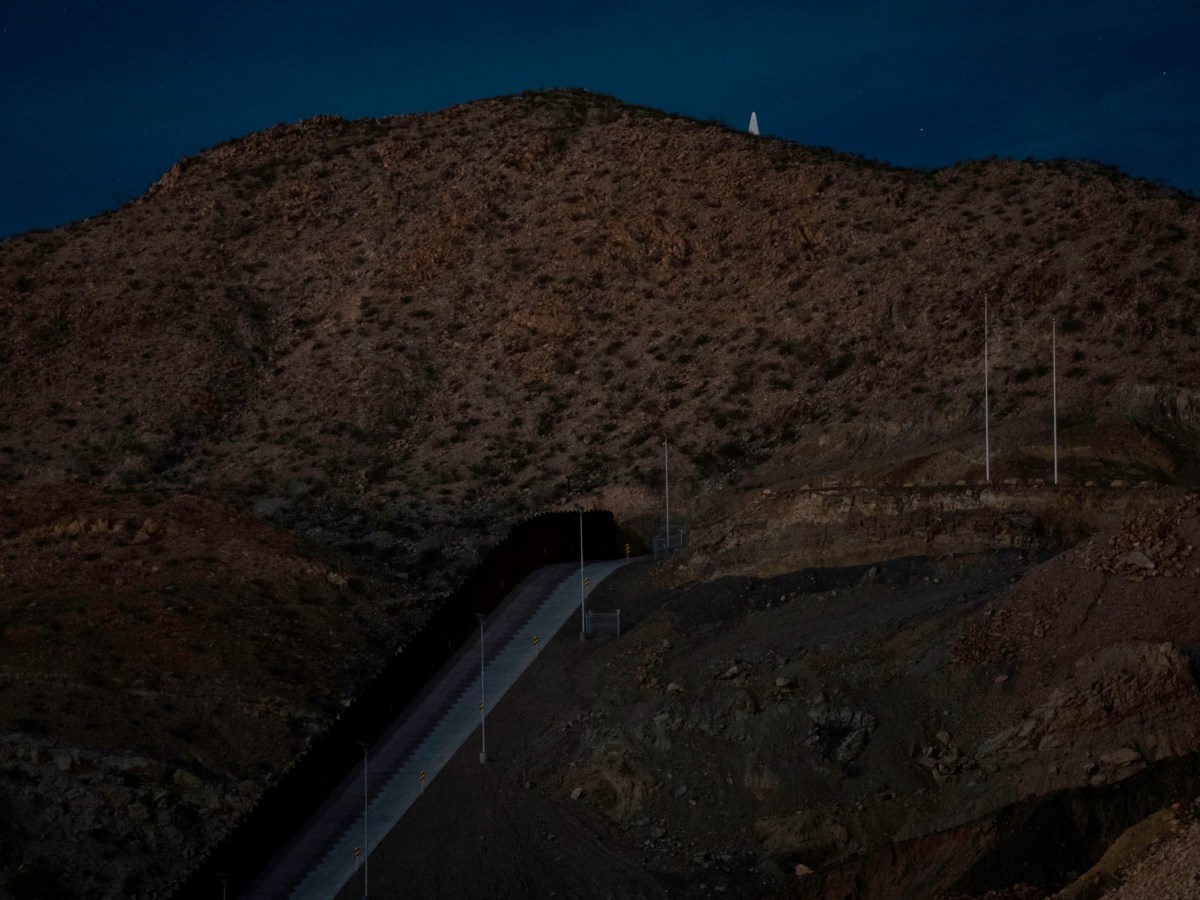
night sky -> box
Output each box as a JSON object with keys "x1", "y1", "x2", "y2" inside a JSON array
[{"x1": 2, "y1": 1, "x2": 1197, "y2": 239}]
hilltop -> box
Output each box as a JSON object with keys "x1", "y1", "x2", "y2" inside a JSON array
[{"x1": 1, "y1": 88, "x2": 1199, "y2": 897}]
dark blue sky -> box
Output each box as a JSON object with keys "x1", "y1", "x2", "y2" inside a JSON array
[{"x1": 2, "y1": 1, "x2": 1197, "y2": 239}]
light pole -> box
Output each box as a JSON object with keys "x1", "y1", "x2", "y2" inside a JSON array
[
  {"x1": 1052, "y1": 318, "x2": 1059, "y2": 486},
  {"x1": 359, "y1": 742, "x2": 369, "y2": 899},
  {"x1": 579, "y1": 510, "x2": 587, "y2": 638},
  {"x1": 664, "y1": 438, "x2": 671, "y2": 552},
  {"x1": 477, "y1": 613, "x2": 487, "y2": 763}
]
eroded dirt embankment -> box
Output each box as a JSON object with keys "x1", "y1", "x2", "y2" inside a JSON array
[{"x1": 683, "y1": 483, "x2": 1179, "y2": 580}]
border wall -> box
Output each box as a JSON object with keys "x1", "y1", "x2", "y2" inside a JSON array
[{"x1": 170, "y1": 509, "x2": 617, "y2": 899}]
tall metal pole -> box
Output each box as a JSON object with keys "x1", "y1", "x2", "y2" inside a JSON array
[
  {"x1": 360, "y1": 743, "x2": 369, "y2": 900},
  {"x1": 579, "y1": 511, "x2": 586, "y2": 637},
  {"x1": 1052, "y1": 318, "x2": 1058, "y2": 486},
  {"x1": 664, "y1": 439, "x2": 671, "y2": 552},
  {"x1": 984, "y1": 297, "x2": 991, "y2": 483},
  {"x1": 477, "y1": 613, "x2": 487, "y2": 763}
]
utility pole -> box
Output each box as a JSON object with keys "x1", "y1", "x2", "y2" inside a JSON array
[
  {"x1": 984, "y1": 297, "x2": 991, "y2": 483},
  {"x1": 477, "y1": 613, "x2": 487, "y2": 763},
  {"x1": 359, "y1": 743, "x2": 369, "y2": 899},
  {"x1": 1052, "y1": 318, "x2": 1058, "y2": 485}
]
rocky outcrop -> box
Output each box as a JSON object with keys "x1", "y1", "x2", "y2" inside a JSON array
[
  {"x1": 755, "y1": 810, "x2": 858, "y2": 864},
  {"x1": 685, "y1": 484, "x2": 1176, "y2": 582},
  {"x1": 1079, "y1": 497, "x2": 1199, "y2": 580},
  {"x1": 805, "y1": 692, "x2": 877, "y2": 767},
  {"x1": 564, "y1": 729, "x2": 655, "y2": 822},
  {"x1": 977, "y1": 642, "x2": 1200, "y2": 797}
]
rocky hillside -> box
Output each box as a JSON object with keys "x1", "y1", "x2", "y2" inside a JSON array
[
  {"x1": 0, "y1": 483, "x2": 416, "y2": 897},
  {"x1": 1, "y1": 88, "x2": 1198, "y2": 897},
  {"x1": 3, "y1": 90, "x2": 1198, "y2": 527},
  {"x1": 345, "y1": 494, "x2": 1200, "y2": 899}
]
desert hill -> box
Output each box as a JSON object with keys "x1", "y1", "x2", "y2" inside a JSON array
[
  {"x1": 3, "y1": 90, "x2": 1199, "y2": 527},
  {"x1": 1, "y1": 88, "x2": 1199, "y2": 897}
]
